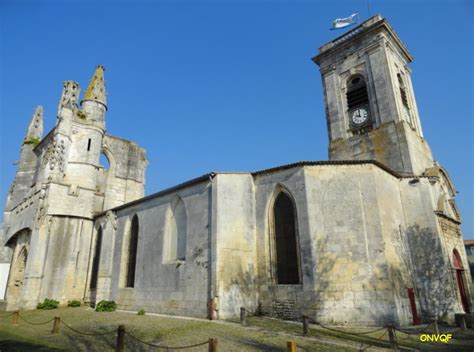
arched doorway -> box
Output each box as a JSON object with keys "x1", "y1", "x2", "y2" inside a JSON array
[{"x1": 453, "y1": 249, "x2": 470, "y2": 313}]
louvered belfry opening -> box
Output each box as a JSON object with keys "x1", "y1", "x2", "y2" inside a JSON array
[
  {"x1": 274, "y1": 192, "x2": 300, "y2": 285},
  {"x1": 90, "y1": 227, "x2": 102, "y2": 289},
  {"x1": 126, "y1": 215, "x2": 139, "y2": 288},
  {"x1": 346, "y1": 76, "x2": 369, "y2": 110},
  {"x1": 398, "y1": 74, "x2": 409, "y2": 108}
]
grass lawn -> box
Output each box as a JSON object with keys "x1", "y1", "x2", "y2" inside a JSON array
[{"x1": 0, "y1": 308, "x2": 473, "y2": 351}]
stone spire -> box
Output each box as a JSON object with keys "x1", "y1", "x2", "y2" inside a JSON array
[
  {"x1": 81, "y1": 65, "x2": 107, "y2": 109},
  {"x1": 25, "y1": 105, "x2": 44, "y2": 141}
]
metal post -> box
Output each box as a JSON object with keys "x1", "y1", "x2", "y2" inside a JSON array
[
  {"x1": 209, "y1": 298, "x2": 214, "y2": 321},
  {"x1": 431, "y1": 317, "x2": 439, "y2": 335},
  {"x1": 240, "y1": 307, "x2": 246, "y2": 325},
  {"x1": 209, "y1": 337, "x2": 218, "y2": 352},
  {"x1": 287, "y1": 340, "x2": 297, "y2": 352},
  {"x1": 51, "y1": 316, "x2": 60, "y2": 334},
  {"x1": 12, "y1": 310, "x2": 19, "y2": 326},
  {"x1": 387, "y1": 325, "x2": 398, "y2": 352},
  {"x1": 116, "y1": 325, "x2": 125, "y2": 352},
  {"x1": 302, "y1": 315, "x2": 309, "y2": 335}
]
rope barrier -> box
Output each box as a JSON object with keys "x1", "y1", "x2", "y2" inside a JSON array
[
  {"x1": 295, "y1": 343, "x2": 312, "y2": 351},
  {"x1": 125, "y1": 331, "x2": 209, "y2": 350},
  {"x1": 451, "y1": 334, "x2": 474, "y2": 341},
  {"x1": 438, "y1": 326, "x2": 458, "y2": 334},
  {"x1": 18, "y1": 314, "x2": 56, "y2": 326},
  {"x1": 357, "y1": 329, "x2": 388, "y2": 352},
  {"x1": 314, "y1": 322, "x2": 386, "y2": 336},
  {"x1": 393, "y1": 322, "x2": 433, "y2": 335},
  {"x1": 60, "y1": 320, "x2": 117, "y2": 336},
  {"x1": 0, "y1": 312, "x2": 15, "y2": 318},
  {"x1": 394, "y1": 329, "x2": 412, "y2": 342}
]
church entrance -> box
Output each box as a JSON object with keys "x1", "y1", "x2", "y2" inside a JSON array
[{"x1": 453, "y1": 249, "x2": 470, "y2": 313}]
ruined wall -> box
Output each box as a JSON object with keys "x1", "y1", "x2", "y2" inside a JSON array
[
  {"x1": 4, "y1": 230, "x2": 31, "y2": 309},
  {"x1": 101, "y1": 135, "x2": 147, "y2": 210}
]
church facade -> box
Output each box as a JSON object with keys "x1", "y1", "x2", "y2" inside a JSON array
[{"x1": 1, "y1": 15, "x2": 471, "y2": 326}]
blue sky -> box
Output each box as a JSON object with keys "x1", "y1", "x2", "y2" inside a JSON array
[{"x1": 1, "y1": 0, "x2": 473, "y2": 238}]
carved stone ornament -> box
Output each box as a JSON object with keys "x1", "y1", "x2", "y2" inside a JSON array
[
  {"x1": 44, "y1": 137, "x2": 66, "y2": 172},
  {"x1": 105, "y1": 210, "x2": 117, "y2": 230}
]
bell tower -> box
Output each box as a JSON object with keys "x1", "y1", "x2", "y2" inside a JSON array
[{"x1": 313, "y1": 15, "x2": 434, "y2": 175}]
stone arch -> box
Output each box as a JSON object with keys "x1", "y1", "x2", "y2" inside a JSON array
[
  {"x1": 163, "y1": 196, "x2": 187, "y2": 262},
  {"x1": 268, "y1": 185, "x2": 301, "y2": 285},
  {"x1": 100, "y1": 146, "x2": 116, "y2": 175},
  {"x1": 5, "y1": 228, "x2": 31, "y2": 307}
]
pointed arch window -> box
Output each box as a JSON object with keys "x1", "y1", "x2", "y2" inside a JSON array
[
  {"x1": 125, "y1": 215, "x2": 139, "y2": 288},
  {"x1": 273, "y1": 192, "x2": 301, "y2": 284},
  {"x1": 164, "y1": 198, "x2": 187, "y2": 262},
  {"x1": 90, "y1": 227, "x2": 103, "y2": 289}
]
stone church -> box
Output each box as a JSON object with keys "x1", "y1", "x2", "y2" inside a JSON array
[{"x1": 1, "y1": 15, "x2": 471, "y2": 325}]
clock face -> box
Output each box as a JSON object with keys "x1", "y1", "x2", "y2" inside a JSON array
[{"x1": 351, "y1": 108, "x2": 368, "y2": 125}]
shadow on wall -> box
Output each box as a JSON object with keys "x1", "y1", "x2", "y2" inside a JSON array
[
  {"x1": 306, "y1": 237, "x2": 337, "y2": 323},
  {"x1": 239, "y1": 236, "x2": 337, "y2": 323},
  {"x1": 405, "y1": 225, "x2": 456, "y2": 321},
  {"x1": 216, "y1": 266, "x2": 259, "y2": 318}
]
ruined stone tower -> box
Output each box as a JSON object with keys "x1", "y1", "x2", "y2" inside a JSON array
[
  {"x1": 313, "y1": 15, "x2": 434, "y2": 176},
  {"x1": 1, "y1": 66, "x2": 147, "y2": 309}
]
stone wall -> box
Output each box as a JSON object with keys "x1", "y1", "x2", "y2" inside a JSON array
[
  {"x1": 213, "y1": 174, "x2": 258, "y2": 319},
  {"x1": 99, "y1": 180, "x2": 212, "y2": 318}
]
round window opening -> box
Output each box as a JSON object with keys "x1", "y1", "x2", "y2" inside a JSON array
[{"x1": 351, "y1": 77, "x2": 360, "y2": 85}]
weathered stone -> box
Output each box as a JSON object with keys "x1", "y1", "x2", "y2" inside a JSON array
[{"x1": 0, "y1": 15, "x2": 470, "y2": 327}]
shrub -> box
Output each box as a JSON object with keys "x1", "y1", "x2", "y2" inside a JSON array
[
  {"x1": 95, "y1": 300, "x2": 117, "y2": 312},
  {"x1": 67, "y1": 300, "x2": 81, "y2": 307},
  {"x1": 137, "y1": 309, "x2": 145, "y2": 315},
  {"x1": 37, "y1": 298, "x2": 59, "y2": 310}
]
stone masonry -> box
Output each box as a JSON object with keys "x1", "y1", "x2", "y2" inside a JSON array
[{"x1": 1, "y1": 15, "x2": 471, "y2": 325}]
